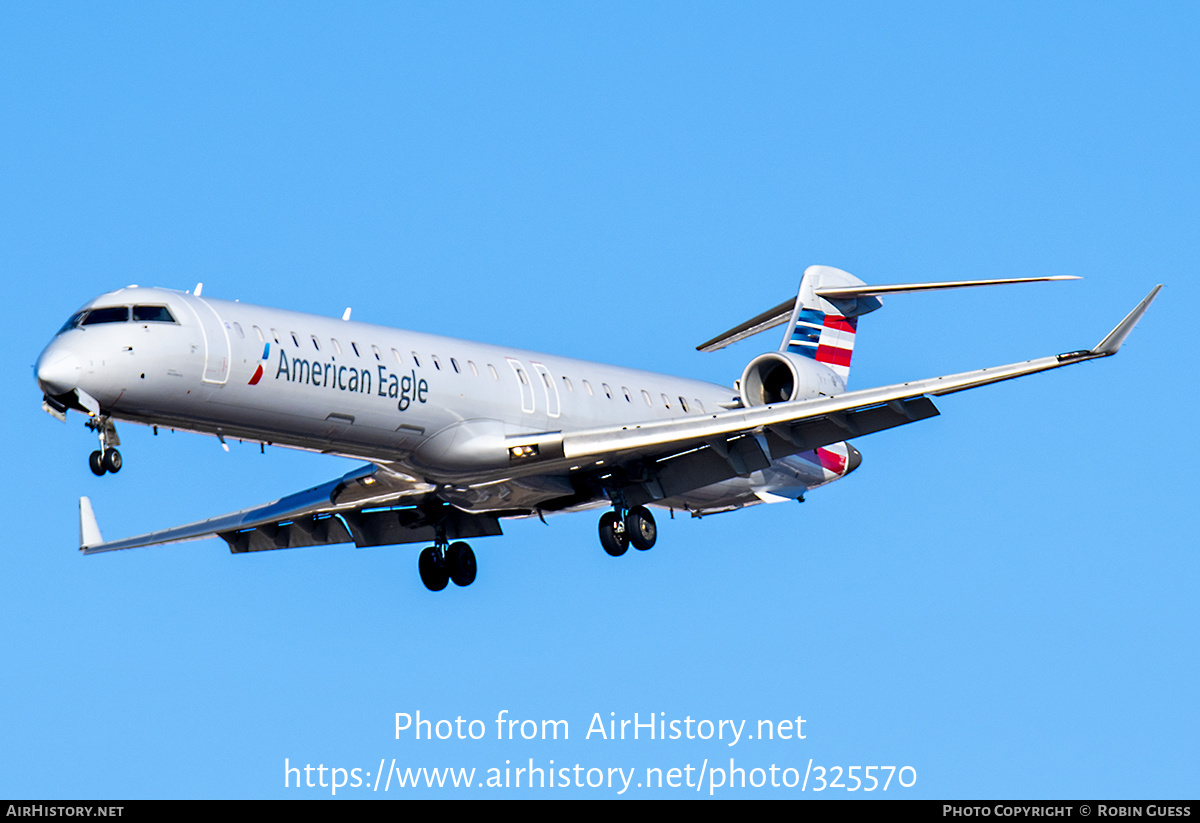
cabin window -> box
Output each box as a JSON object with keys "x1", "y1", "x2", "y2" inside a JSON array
[
  {"x1": 642, "y1": 389, "x2": 652, "y2": 406},
  {"x1": 432, "y1": 355, "x2": 441, "y2": 370},
  {"x1": 133, "y1": 305, "x2": 177, "y2": 324},
  {"x1": 679, "y1": 397, "x2": 689, "y2": 412},
  {"x1": 412, "y1": 352, "x2": 422, "y2": 368},
  {"x1": 392, "y1": 348, "x2": 403, "y2": 365},
  {"x1": 693, "y1": 399, "x2": 705, "y2": 413},
  {"x1": 351, "y1": 342, "x2": 360, "y2": 357},
  {"x1": 231, "y1": 322, "x2": 245, "y2": 338},
  {"x1": 371, "y1": 345, "x2": 382, "y2": 361},
  {"x1": 81, "y1": 306, "x2": 130, "y2": 325},
  {"x1": 290, "y1": 332, "x2": 299, "y2": 347},
  {"x1": 252, "y1": 325, "x2": 264, "y2": 343},
  {"x1": 563, "y1": 376, "x2": 574, "y2": 392},
  {"x1": 487, "y1": 363, "x2": 498, "y2": 380},
  {"x1": 451, "y1": 358, "x2": 460, "y2": 374},
  {"x1": 622, "y1": 386, "x2": 632, "y2": 402},
  {"x1": 468, "y1": 360, "x2": 478, "y2": 377},
  {"x1": 602, "y1": 383, "x2": 612, "y2": 399},
  {"x1": 270, "y1": 329, "x2": 281, "y2": 344},
  {"x1": 331, "y1": 338, "x2": 342, "y2": 355},
  {"x1": 582, "y1": 379, "x2": 594, "y2": 396},
  {"x1": 661, "y1": 393, "x2": 671, "y2": 409}
]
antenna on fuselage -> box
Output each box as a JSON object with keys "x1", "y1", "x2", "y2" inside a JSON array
[
  {"x1": 342, "y1": 308, "x2": 352, "y2": 321},
  {"x1": 194, "y1": 282, "x2": 204, "y2": 297}
]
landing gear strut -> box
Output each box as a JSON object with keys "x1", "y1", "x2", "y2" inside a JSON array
[
  {"x1": 86, "y1": 416, "x2": 121, "y2": 476},
  {"x1": 418, "y1": 527, "x2": 477, "y2": 591},
  {"x1": 598, "y1": 505, "x2": 657, "y2": 556}
]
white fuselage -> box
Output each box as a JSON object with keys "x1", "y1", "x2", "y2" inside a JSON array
[{"x1": 36, "y1": 286, "x2": 852, "y2": 515}]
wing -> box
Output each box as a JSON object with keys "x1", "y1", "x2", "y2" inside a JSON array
[
  {"x1": 505, "y1": 286, "x2": 1161, "y2": 506},
  {"x1": 79, "y1": 462, "x2": 501, "y2": 555}
]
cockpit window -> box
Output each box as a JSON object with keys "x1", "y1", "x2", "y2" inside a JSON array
[
  {"x1": 133, "y1": 305, "x2": 176, "y2": 323},
  {"x1": 56, "y1": 311, "x2": 87, "y2": 335},
  {"x1": 81, "y1": 306, "x2": 130, "y2": 325}
]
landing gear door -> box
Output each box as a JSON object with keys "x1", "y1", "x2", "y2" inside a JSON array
[{"x1": 182, "y1": 295, "x2": 231, "y2": 385}]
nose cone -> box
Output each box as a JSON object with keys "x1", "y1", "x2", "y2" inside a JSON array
[
  {"x1": 844, "y1": 443, "x2": 863, "y2": 475},
  {"x1": 36, "y1": 343, "x2": 81, "y2": 396}
]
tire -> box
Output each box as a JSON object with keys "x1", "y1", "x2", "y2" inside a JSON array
[
  {"x1": 89, "y1": 450, "x2": 106, "y2": 476},
  {"x1": 102, "y1": 448, "x2": 122, "y2": 474},
  {"x1": 625, "y1": 506, "x2": 657, "y2": 551},
  {"x1": 447, "y1": 542, "x2": 477, "y2": 587},
  {"x1": 418, "y1": 546, "x2": 449, "y2": 591},
  {"x1": 599, "y1": 511, "x2": 628, "y2": 557}
]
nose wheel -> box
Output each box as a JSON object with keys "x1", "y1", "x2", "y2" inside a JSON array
[{"x1": 85, "y1": 416, "x2": 122, "y2": 475}]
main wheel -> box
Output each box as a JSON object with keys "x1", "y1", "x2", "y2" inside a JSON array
[
  {"x1": 102, "y1": 448, "x2": 122, "y2": 474},
  {"x1": 599, "y1": 511, "x2": 629, "y2": 557},
  {"x1": 625, "y1": 506, "x2": 657, "y2": 551},
  {"x1": 447, "y1": 542, "x2": 477, "y2": 587},
  {"x1": 418, "y1": 546, "x2": 449, "y2": 591},
  {"x1": 89, "y1": 450, "x2": 106, "y2": 476}
]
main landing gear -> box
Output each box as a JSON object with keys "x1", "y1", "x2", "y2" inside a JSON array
[
  {"x1": 418, "y1": 539, "x2": 477, "y2": 592},
  {"x1": 85, "y1": 416, "x2": 122, "y2": 476},
  {"x1": 598, "y1": 505, "x2": 657, "y2": 557}
]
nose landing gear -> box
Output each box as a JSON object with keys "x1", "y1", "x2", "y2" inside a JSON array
[{"x1": 85, "y1": 416, "x2": 122, "y2": 476}]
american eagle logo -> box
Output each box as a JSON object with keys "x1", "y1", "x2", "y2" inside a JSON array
[{"x1": 248, "y1": 343, "x2": 269, "y2": 385}]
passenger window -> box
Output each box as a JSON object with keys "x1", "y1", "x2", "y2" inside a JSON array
[
  {"x1": 661, "y1": 393, "x2": 671, "y2": 409},
  {"x1": 351, "y1": 342, "x2": 360, "y2": 357},
  {"x1": 679, "y1": 397, "x2": 689, "y2": 412},
  {"x1": 432, "y1": 355, "x2": 441, "y2": 370},
  {"x1": 392, "y1": 348, "x2": 403, "y2": 365},
  {"x1": 232, "y1": 322, "x2": 245, "y2": 338},
  {"x1": 371, "y1": 345, "x2": 382, "y2": 361},
  {"x1": 451, "y1": 358, "x2": 460, "y2": 374},
  {"x1": 252, "y1": 325, "x2": 264, "y2": 343},
  {"x1": 270, "y1": 329, "x2": 281, "y2": 344},
  {"x1": 468, "y1": 361, "x2": 478, "y2": 377},
  {"x1": 582, "y1": 379, "x2": 594, "y2": 396},
  {"x1": 487, "y1": 363, "x2": 498, "y2": 380},
  {"x1": 622, "y1": 386, "x2": 632, "y2": 402},
  {"x1": 602, "y1": 383, "x2": 612, "y2": 399},
  {"x1": 694, "y1": 399, "x2": 705, "y2": 413},
  {"x1": 331, "y1": 338, "x2": 342, "y2": 355},
  {"x1": 133, "y1": 305, "x2": 176, "y2": 323},
  {"x1": 290, "y1": 332, "x2": 300, "y2": 347},
  {"x1": 311, "y1": 335, "x2": 321, "y2": 351},
  {"x1": 81, "y1": 306, "x2": 130, "y2": 325},
  {"x1": 412, "y1": 352, "x2": 422, "y2": 368},
  {"x1": 642, "y1": 389, "x2": 652, "y2": 406},
  {"x1": 563, "y1": 376, "x2": 574, "y2": 392}
]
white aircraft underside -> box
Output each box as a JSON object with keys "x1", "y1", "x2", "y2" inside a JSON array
[{"x1": 34, "y1": 266, "x2": 1161, "y2": 590}]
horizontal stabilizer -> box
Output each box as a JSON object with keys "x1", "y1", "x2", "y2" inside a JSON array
[
  {"x1": 699, "y1": 273, "x2": 1079, "y2": 352},
  {"x1": 813, "y1": 275, "x2": 1080, "y2": 300}
]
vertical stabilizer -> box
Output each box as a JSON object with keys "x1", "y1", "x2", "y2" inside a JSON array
[{"x1": 781, "y1": 265, "x2": 879, "y2": 385}]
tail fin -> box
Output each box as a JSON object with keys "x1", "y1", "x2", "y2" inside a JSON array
[{"x1": 782, "y1": 266, "x2": 877, "y2": 384}]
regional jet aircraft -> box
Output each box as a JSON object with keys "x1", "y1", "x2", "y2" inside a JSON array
[{"x1": 34, "y1": 266, "x2": 1160, "y2": 590}]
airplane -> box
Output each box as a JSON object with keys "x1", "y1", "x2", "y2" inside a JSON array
[{"x1": 34, "y1": 265, "x2": 1161, "y2": 591}]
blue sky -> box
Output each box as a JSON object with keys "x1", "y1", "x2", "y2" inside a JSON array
[{"x1": 2, "y1": 2, "x2": 1196, "y2": 798}]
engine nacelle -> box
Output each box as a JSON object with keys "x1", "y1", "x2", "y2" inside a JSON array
[{"x1": 738, "y1": 351, "x2": 845, "y2": 407}]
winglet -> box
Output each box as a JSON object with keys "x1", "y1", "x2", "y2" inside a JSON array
[
  {"x1": 79, "y1": 496, "x2": 103, "y2": 551},
  {"x1": 1091, "y1": 285, "x2": 1162, "y2": 356}
]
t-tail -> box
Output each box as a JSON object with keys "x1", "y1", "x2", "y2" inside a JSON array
[
  {"x1": 698, "y1": 264, "x2": 1080, "y2": 389},
  {"x1": 782, "y1": 265, "x2": 876, "y2": 384}
]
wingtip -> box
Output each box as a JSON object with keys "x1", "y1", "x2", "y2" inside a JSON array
[
  {"x1": 79, "y1": 496, "x2": 103, "y2": 551},
  {"x1": 1091, "y1": 284, "x2": 1162, "y2": 356}
]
